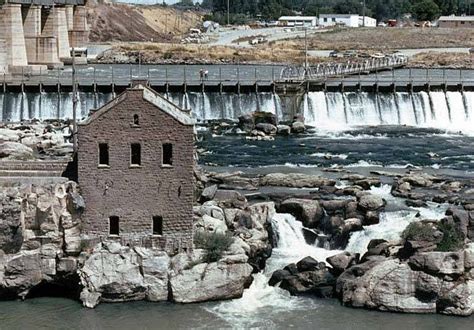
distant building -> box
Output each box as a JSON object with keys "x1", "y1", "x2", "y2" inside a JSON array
[
  {"x1": 278, "y1": 16, "x2": 318, "y2": 27},
  {"x1": 78, "y1": 81, "x2": 195, "y2": 252},
  {"x1": 438, "y1": 15, "x2": 474, "y2": 28},
  {"x1": 318, "y1": 14, "x2": 376, "y2": 28}
]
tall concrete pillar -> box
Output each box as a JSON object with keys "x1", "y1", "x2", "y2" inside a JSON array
[
  {"x1": 0, "y1": 4, "x2": 28, "y2": 68},
  {"x1": 42, "y1": 6, "x2": 71, "y2": 60},
  {"x1": 69, "y1": 5, "x2": 89, "y2": 48},
  {"x1": 0, "y1": 39, "x2": 8, "y2": 75},
  {"x1": 23, "y1": 5, "x2": 42, "y2": 64},
  {"x1": 65, "y1": 5, "x2": 74, "y2": 30}
]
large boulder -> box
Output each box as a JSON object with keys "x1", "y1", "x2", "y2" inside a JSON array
[
  {"x1": 1, "y1": 252, "x2": 44, "y2": 298},
  {"x1": 269, "y1": 257, "x2": 336, "y2": 297},
  {"x1": 408, "y1": 251, "x2": 465, "y2": 276},
  {"x1": 326, "y1": 252, "x2": 359, "y2": 275},
  {"x1": 0, "y1": 190, "x2": 23, "y2": 254},
  {"x1": 170, "y1": 258, "x2": 253, "y2": 303},
  {"x1": 253, "y1": 111, "x2": 277, "y2": 126},
  {"x1": 278, "y1": 198, "x2": 323, "y2": 228},
  {"x1": 358, "y1": 194, "x2": 386, "y2": 211},
  {"x1": 0, "y1": 128, "x2": 20, "y2": 142},
  {"x1": 0, "y1": 142, "x2": 34, "y2": 160}
]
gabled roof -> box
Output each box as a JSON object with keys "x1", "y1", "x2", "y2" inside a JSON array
[{"x1": 79, "y1": 84, "x2": 195, "y2": 126}]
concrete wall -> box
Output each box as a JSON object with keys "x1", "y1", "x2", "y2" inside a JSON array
[
  {"x1": 0, "y1": 4, "x2": 28, "y2": 67},
  {"x1": 41, "y1": 6, "x2": 70, "y2": 60},
  {"x1": 77, "y1": 88, "x2": 194, "y2": 250}
]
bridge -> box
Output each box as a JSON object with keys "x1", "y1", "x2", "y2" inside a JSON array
[{"x1": 0, "y1": 0, "x2": 88, "y2": 74}]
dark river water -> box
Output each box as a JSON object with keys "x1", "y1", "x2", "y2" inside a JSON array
[
  {"x1": 0, "y1": 297, "x2": 472, "y2": 330},
  {"x1": 198, "y1": 126, "x2": 474, "y2": 173}
]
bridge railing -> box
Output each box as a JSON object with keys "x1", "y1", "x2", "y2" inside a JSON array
[{"x1": 280, "y1": 56, "x2": 409, "y2": 81}]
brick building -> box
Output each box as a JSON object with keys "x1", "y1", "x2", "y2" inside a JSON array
[{"x1": 77, "y1": 82, "x2": 195, "y2": 252}]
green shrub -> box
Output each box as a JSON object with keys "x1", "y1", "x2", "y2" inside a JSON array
[
  {"x1": 436, "y1": 222, "x2": 464, "y2": 252},
  {"x1": 401, "y1": 222, "x2": 437, "y2": 242},
  {"x1": 162, "y1": 51, "x2": 173, "y2": 60},
  {"x1": 194, "y1": 231, "x2": 234, "y2": 263}
]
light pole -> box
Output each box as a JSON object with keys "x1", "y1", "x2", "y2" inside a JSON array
[
  {"x1": 72, "y1": 47, "x2": 77, "y2": 153},
  {"x1": 227, "y1": 0, "x2": 230, "y2": 25}
]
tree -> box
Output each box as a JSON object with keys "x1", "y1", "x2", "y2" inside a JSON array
[{"x1": 411, "y1": 0, "x2": 441, "y2": 20}]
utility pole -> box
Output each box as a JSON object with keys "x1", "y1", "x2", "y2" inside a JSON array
[
  {"x1": 362, "y1": 0, "x2": 366, "y2": 27},
  {"x1": 227, "y1": 0, "x2": 230, "y2": 25},
  {"x1": 304, "y1": 27, "x2": 308, "y2": 75},
  {"x1": 72, "y1": 47, "x2": 77, "y2": 153}
]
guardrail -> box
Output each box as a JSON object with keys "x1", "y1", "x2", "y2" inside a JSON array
[{"x1": 280, "y1": 57, "x2": 409, "y2": 81}]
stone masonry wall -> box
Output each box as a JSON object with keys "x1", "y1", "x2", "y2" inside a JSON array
[{"x1": 77, "y1": 89, "x2": 194, "y2": 250}]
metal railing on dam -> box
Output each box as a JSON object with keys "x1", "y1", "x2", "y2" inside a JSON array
[{"x1": 280, "y1": 56, "x2": 409, "y2": 81}]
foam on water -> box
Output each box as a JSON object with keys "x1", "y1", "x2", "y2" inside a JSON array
[{"x1": 208, "y1": 213, "x2": 341, "y2": 327}]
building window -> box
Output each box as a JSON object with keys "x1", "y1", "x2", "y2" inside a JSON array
[
  {"x1": 98, "y1": 143, "x2": 109, "y2": 166},
  {"x1": 133, "y1": 114, "x2": 139, "y2": 125},
  {"x1": 162, "y1": 143, "x2": 173, "y2": 166},
  {"x1": 324, "y1": 18, "x2": 327, "y2": 22},
  {"x1": 109, "y1": 216, "x2": 120, "y2": 235},
  {"x1": 332, "y1": 18, "x2": 336, "y2": 22},
  {"x1": 131, "y1": 143, "x2": 141, "y2": 166},
  {"x1": 153, "y1": 216, "x2": 163, "y2": 235}
]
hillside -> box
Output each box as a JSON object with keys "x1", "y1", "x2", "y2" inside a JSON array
[{"x1": 87, "y1": 3, "x2": 203, "y2": 42}]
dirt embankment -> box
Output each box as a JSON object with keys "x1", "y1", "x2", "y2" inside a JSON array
[
  {"x1": 87, "y1": 3, "x2": 203, "y2": 42},
  {"x1": 295, "y1": 27, "x2": 473, "y2": 51}
]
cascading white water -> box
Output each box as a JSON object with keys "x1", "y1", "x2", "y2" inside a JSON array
[
  {"x1": 208, "y1": 213, "x2": 341, "y2": 327},
  {"x1": 2, "y1": 91, "x2": 473, "y2": 134},
  {"x1": 345, "y1": 185, "x2": 449, "y2": 255},
  {"x1": 303, "y1": 91, "x2": 474, "y2": 134}
]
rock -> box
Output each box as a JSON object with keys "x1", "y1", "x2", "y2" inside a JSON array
[
  {"x1": 197, "y1": 214, "x2": 228, "y2": 234},
  {"x1": 200, "y1": 185, "x2": 218, "y2": 202},
  {"x1": 358, "y1": 194, "x2": 385, "y2": 211},
  {"x1": 238, "y1": 114, "x2": 254, "y2": 132},
  {"x1": 253, "y1": 111, "x2": 277, "y2": 126},
  {"x1": 363, "y1": 211, "x2": 380, "y2": 225},
  {"x1": 260, "y1": 173, "x2": 336, "y2": 188},
  {"x1": 0, "y1": 128, "x2": 20, "y2": 142},
  {"x1": 0, "y1": 191, "x2": 23, "y2": 254},
  {"x1": 275, "y1": 258, "x2": 336, "y2": 297},
  {"x1": 342, "y1": 218, "x2": 363, "y2": 233},
  {"x1": 170, "y1": 261, "x2": 253, "y2": 303},
  {"x1": 291, "y1": 121, "x2": 305, "y2": 134},
  {"x1": 321, "y1": 200, "x2": 348, "y2": 215},
  {"x1": 437, "y1": 280, "x2": 474, "y2": 316},
  {"x1": 255, "y1": 123, "x2": 277, "y2": 135},
  {"x1": 401, "y1": 175, "x2": 433, "y2": 187},
  {"x1": 0, "y1": 142, "x2": 34, "y2": 160},
  {"x1": 406, "y1": 199, "x2": 427, "y2": 208},
  {"x1": 337, "y1": 259, "x2": 437, "y2": 313},
  {"x1": 213, "y1": 190, "x2": 248, "y2": 209},
  {"x1": 277, "y1": 124, "x2": 291, "y2": 135},
  {"x1": 278, "y1": 198, "x2": 323, "y2": 228},
  {"x1": 296, "y1": 256, "x2": 320, "y2": 272},
  {"x1": 57, "y1": 257, "x2": 78, "y2": 273},
  {"x1": 408, "y1": 251, "x2": 465, "y2": 276},
  {"x1": 327, "y1": 252, "x2": 359, "y2": 275},
  {"x1": 80, "y1": 289, "x2": 102, "y2": 308}
]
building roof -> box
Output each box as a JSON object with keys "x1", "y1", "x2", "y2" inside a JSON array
[
  {"x1": 439, "y1": 15, "x2": 474, "y2": 21},
  {"x1": 319, "y1": 14, "x2": 358, "y2": 18},
  {"x1": 79, "y1": 83, "x2": 195, "y2": 126},
  {"x1": 278, "y1": 16, "x2": 317, "y2": 21}
]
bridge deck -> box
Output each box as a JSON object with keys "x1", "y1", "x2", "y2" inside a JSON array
[{"x1": 1, "y1": 0, "x2": 85, "y2": 5}]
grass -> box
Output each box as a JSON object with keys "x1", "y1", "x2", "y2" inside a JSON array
[
  {"x1": 194, "y1": 231, "x2": 234, "y2": 263},
  {"x1": 436, "y1": 222, "x2": 464, "y2": 252}
]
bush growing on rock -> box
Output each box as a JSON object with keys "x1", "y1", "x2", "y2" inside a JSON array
[
  {"x1": 436, "y1": 222, "x2": 464, "y2": 252},
  {"x1": 194, "y1": 231, "x2": 234, "y2": 262},
  {"x1": 401, "y1": 222, "x2": 437, "y2": 242}
]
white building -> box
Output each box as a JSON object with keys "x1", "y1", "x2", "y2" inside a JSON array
[
  {"x1": 278, "y1": 16, "x2": 318, "y2": 27},
  {"x1": 318, "y1": 14, "x2": 376, "y2": 28}
]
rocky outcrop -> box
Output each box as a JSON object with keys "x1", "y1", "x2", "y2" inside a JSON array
[
  {"x1": 278, "y1": 198, "x2": 324, "y2": 228},
  {"x1": 260, "y1": 173, "x2": 336, "y2": 188}
]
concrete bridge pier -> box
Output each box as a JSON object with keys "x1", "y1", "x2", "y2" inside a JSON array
[
  {"x1": 69, "y1": 5, "x2": 89, "y2": 48},
  {"x1": 42, "y1": 6, "x2": 71, "y2": 62},
  {"x1": 0, "y1": 4, "x2": 28, "y2": 73},
  {"x1": 24, "y1": 5, "x2": 60, "y2": 69}
]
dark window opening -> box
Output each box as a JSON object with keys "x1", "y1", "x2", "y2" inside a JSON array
[
  {"x1": 153, "y1": 216, "x2": 163, "y2": 235},
  {"x1": 133, "y1": 114, "x2": 139, "y2": 125},
  {"x1": 109, "y1": 216, "x2": 119, "y2": 235},
  {"x1": 131, "y1": 143, "x2": 141, "y2": 165},
  {"x1": 163, "y1": 143, "x2": 173, "y2": 165},
  {"x1": 99, "y1": 143, "x2": 109, "y2": 166}
]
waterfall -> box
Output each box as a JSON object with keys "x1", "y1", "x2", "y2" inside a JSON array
[
  {"x1": 1, "y1": 91, "x2": 473, "y2": 134},
  {"x1": 208, "y1": 213, "x2": 341, "y2": 327}
]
